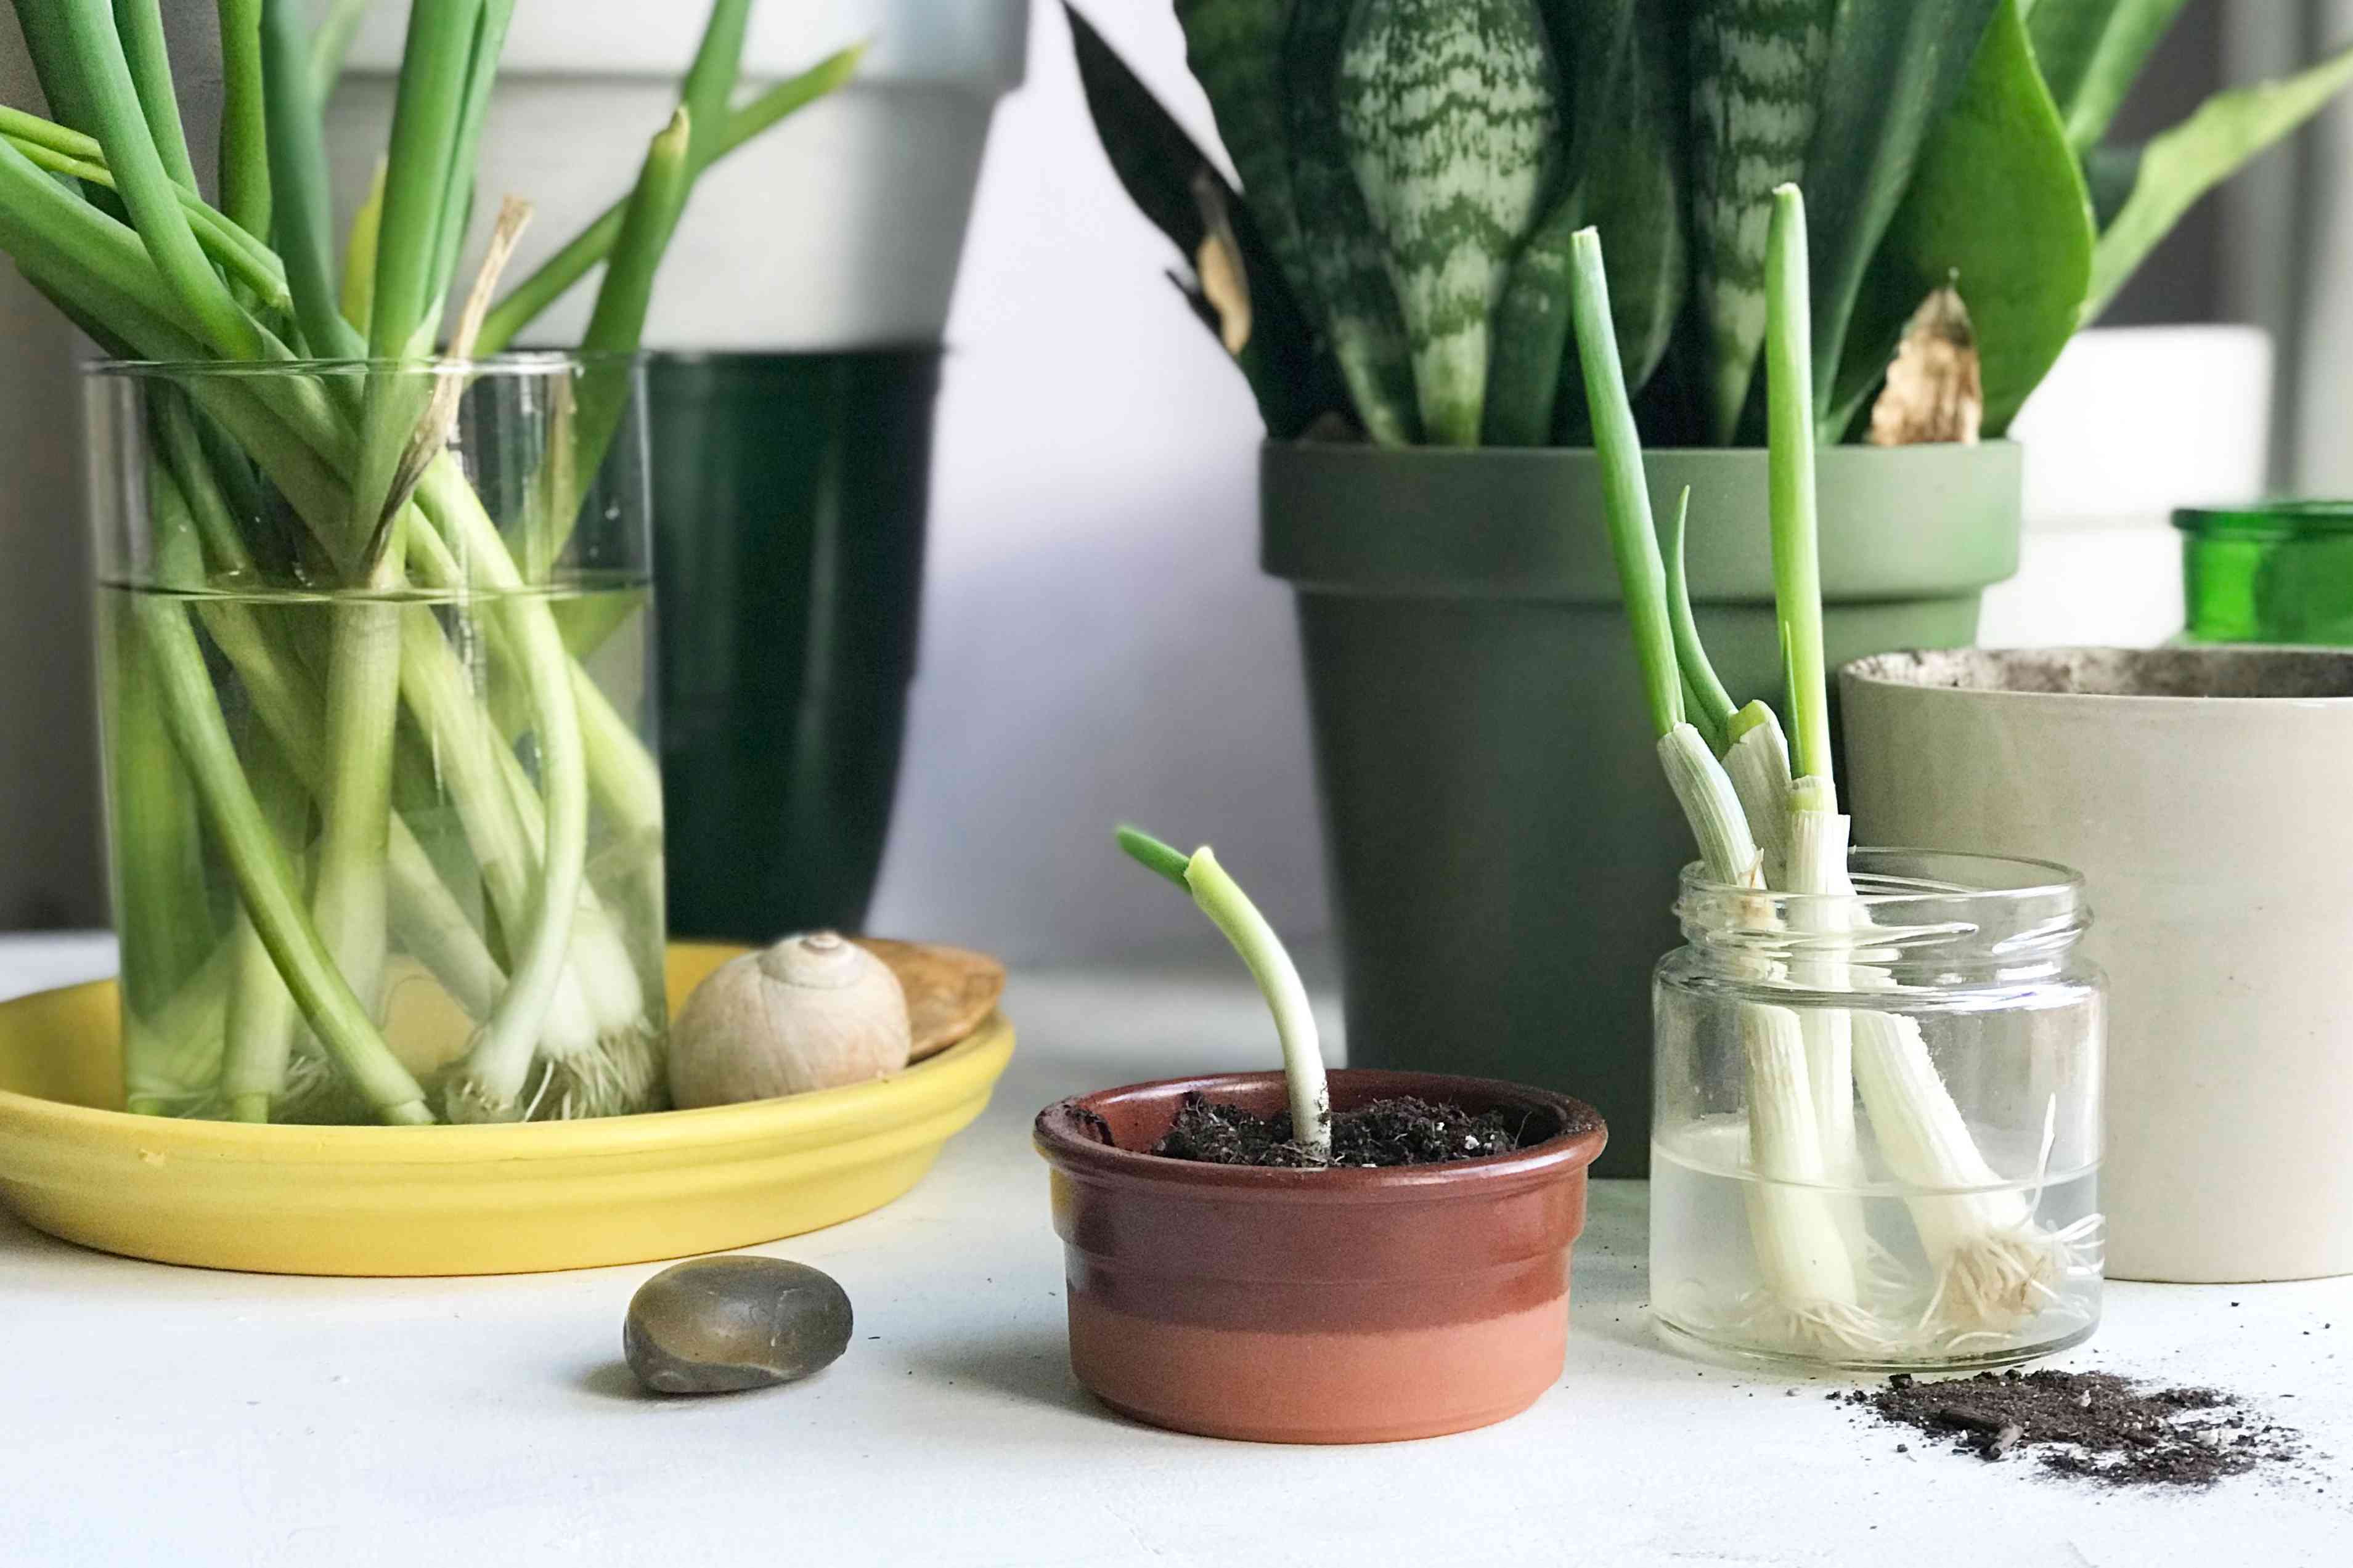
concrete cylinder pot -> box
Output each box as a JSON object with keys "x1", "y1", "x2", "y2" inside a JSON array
[
  {"x1": 1035, "y1": 1068, "x2": 1607, "y2": 1444},
  {"x1": 1841, "y1": 647, "x2": 2353, "y2": 1283},
  {"x1": 1263, "y1": 441, "x2": 2021, "y2": 1175}
]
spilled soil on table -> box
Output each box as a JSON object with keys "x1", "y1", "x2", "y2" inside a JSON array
[{"x1": 1847, "y1": 1369, "x2": 2306, "y2": 1488}]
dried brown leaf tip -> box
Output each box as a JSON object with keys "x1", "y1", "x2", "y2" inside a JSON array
[
  {"x1": 1188, "y1": 168, "x2": 1252, "y2": 357},
  {"x1": 1869, "y1": 284, "x2": 1982, "y2": 447}
]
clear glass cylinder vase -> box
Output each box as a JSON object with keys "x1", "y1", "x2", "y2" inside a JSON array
[
  {"x1": 1650, "y1": 850, "x2": 2105, "y2": 1371},
  {"x1": 85, "y1": 356, "x2": 667, "y2": 1126}
]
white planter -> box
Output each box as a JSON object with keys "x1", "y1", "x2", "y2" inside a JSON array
[
  {"x1": 331, "y1": 1, "x2": 1029, "y2": 349},
  {"x1": 1983, "y1": 326, "x2": 2274, "y2": 649},
  {"x1": 1841, "y1": 647, "x2": 2353, "y2": 1283}
]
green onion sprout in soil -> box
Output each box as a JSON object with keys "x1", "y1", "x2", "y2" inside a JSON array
[
  {"x1": 2, "y1": 0, "x2": 858, "y2": 1124},
  {"x1": 1571, "y1": 186, "x2": 2098, "y2": 1356},
  {"x1": 1117, "y1": 825, "x2": 1332, "y2": 1160},
  {"x1": 1071, "y1": 1, "x2": 2353, "y2": 450}
]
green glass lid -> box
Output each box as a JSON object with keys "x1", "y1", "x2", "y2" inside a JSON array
[{"x1": 2174, "y1": 501, "x2": 2353, "y2": 538}]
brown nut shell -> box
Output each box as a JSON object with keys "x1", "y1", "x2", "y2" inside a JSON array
[{"x1": 855, "y1": 938, "x2": 1006, "y2": 1062}]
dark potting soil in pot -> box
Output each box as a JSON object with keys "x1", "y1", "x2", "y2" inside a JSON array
[
  {"x1": 1144, "y1": 1092, "x2": 1541, "y2": 1168},
  {"x1": 1846, "y1": 1370, "x2": 2306, "y2": 1488}
]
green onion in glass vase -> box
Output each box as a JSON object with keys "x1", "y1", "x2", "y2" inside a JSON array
[
  {"x1": 5, "y1": 0, "x2": 860, "y2": 1123},
  {"x1": 1571, "y1": 187, "x2": 2098, "y2": 1357}
]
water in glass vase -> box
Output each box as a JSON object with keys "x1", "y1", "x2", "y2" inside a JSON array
[
  {"x1": 95, "y1": 577, "x2": 666, "y2": 1126},
  {"x1": 1650, "y1": 1118, "x2": 2102, "y2": 1371}
]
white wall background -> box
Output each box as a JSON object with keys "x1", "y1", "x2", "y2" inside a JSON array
[{"x1": 862, "y1": 2, "x2": 1328, "y2": 961}]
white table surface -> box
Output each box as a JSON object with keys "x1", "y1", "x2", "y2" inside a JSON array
[{"x1": 2, "y1": 933, "x2": 2346, "y2": 1566}]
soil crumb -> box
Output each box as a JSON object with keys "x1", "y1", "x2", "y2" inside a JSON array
[
  {"x1": 1848, "y1": 1370, "x2": 2304, "y2": 1488},
  {"x1": 1151, "y1": 1092, "x2": 1539, "y2": 1168}
]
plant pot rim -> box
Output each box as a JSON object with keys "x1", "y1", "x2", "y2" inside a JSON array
[
  {"x1": 2175, "y1": 500, "x2": 2353, "y2": 538},
  {"x1": 1261, "y1": 437, "x2": 2018, "y2": 465},
  {"x1": 644, "y1": 346, "x2": 947, "y2": 371},
  {"x1": 1262, "y1": 439, "x2": 2021, "y2": 603},
  {"x1": 1034, "y1": 1068, "x2": 1606, "y2": 1201},
  {"x1": 340, "y1": 1, "x2": 1030, "y2": 93},
  {"x1": 1844, "y1": 646, "x2": 2353, "y2": 707}
]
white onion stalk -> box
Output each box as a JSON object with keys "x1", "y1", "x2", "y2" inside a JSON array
[
  {"x1": 1723, "y1": 703, "x2": 1795, "y2": 890},
  {"x1": 1664, "y1": 726, "x2": 1882, "y2": 1347},
  {"x1": 1810, "y1": 839, "x2": 2098, "y2": 1343},
  {"x1": 1567, "y1": 215, "x2": 1882, "y2": 1349},
  {"x1": 1750, "y1": 182, "x2": 2090, "y2": 1344},
  {"x1": 1590, "y1": 190, "x2": 1920, "y2": 1354},
  {"x1": 1118, "y1": 827, "x2": 1331, "y2": 1158},
  {"x1": 1783, "y1": 787, "x2": 1859, "y2": 1186},
  {"x1": 1658, "y1": 724, "x2": 1760, "y2": 888}
]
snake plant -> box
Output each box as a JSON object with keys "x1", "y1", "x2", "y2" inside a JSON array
[{"x1": 1075, "y1": 0, "x2": 2353, "y2": 449}]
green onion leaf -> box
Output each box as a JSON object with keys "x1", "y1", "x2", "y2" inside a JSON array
[
  {"x1": 1665, "y1": 485, "x2": 1737, "y2": 750},
  {"x1": 1568, "y1": 225, "x2": 1682, "y2": 740},
  {"x1": 1115, "y1": 825, "x2": 1194, "y2": 890},
  {"x1": 1765, "y1": 184, "x2": 1832, "y2": 790}
]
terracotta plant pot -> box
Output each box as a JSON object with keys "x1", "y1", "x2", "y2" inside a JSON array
[{"x1": 1034, "y1": 1068, "x2": 1607, "y2": 1444}]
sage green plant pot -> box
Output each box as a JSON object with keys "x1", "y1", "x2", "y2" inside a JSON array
[{"x1": 1262, "y1": 441, "x2": 2023, "y2": 1177}]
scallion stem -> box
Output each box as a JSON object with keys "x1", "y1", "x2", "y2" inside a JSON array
[
  {"x1": 475, "y1": 43, "x2": 868, "y2": 355},
  {"x1": 52, "y1": 0, "x2": 266, "y2": 357},
  {"x1": 140, "y1": 468, "x2": 431, "y2": 1124},
  {"x1": 1119, "y1": 827, "x2": 1331, "y2": 1158},
  {"x1": 1723, "y1": 701, "x2": 1794, "y2": 888},
  {"x1": 219, "y1": 737, "x2": 309, "y2": 1123},
  {"x1": 555, "y1": 107, "x2": 692, "y2": 563},
  {"x1": 1568, "y1": 227, "x2": 1682, "y2": 740},
  {"x1": 348, "y1": 0, "x2": 489, "y2": 545},
  {"x1": 1664, "y1": 486, "x2": 1737, "y2": 753},
  {"x1": 108, "y1": 0, "x2": 200, "y2": 192},
  {"x1": 1765, "y1": 185, "x2": 1832, "y2": 795},
  {"x1": 421, "y1": 1, "x2": 515, "y2": 310},
  {"x1": 1575, "y1": 213, "x2": 1880, "y2": 1349},
  {"x1": 261, "y1": 0, "x2": 365, "y2": 357},
  {"x1": 214, "y1": 1, "x2": 271, "y2": 240}
]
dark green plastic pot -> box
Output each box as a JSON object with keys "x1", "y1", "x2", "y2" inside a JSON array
[
  {"x1": 646, "y1": 350, "x2": 940, "y2": 943},
  {"x1": 1263, "y1": 441, "x2": 2023, "y2": 1177}
]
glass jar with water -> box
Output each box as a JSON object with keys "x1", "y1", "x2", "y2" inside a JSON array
[
  {"x1": 86, "y1": 357, "x2": 667, "y2": 1127},
  {"x1": 1651, "y1": 850, "x2": 2105, "y2": 1371}
]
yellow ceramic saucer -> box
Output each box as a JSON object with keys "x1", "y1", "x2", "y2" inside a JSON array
[{"x1": 0, "y1": 941, "x2": 1013, "y2": 1277}]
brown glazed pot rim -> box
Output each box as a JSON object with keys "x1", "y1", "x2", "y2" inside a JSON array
[{"x1": 1034, "y1": 1068, "x2": 1607, "y2": 1203}]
